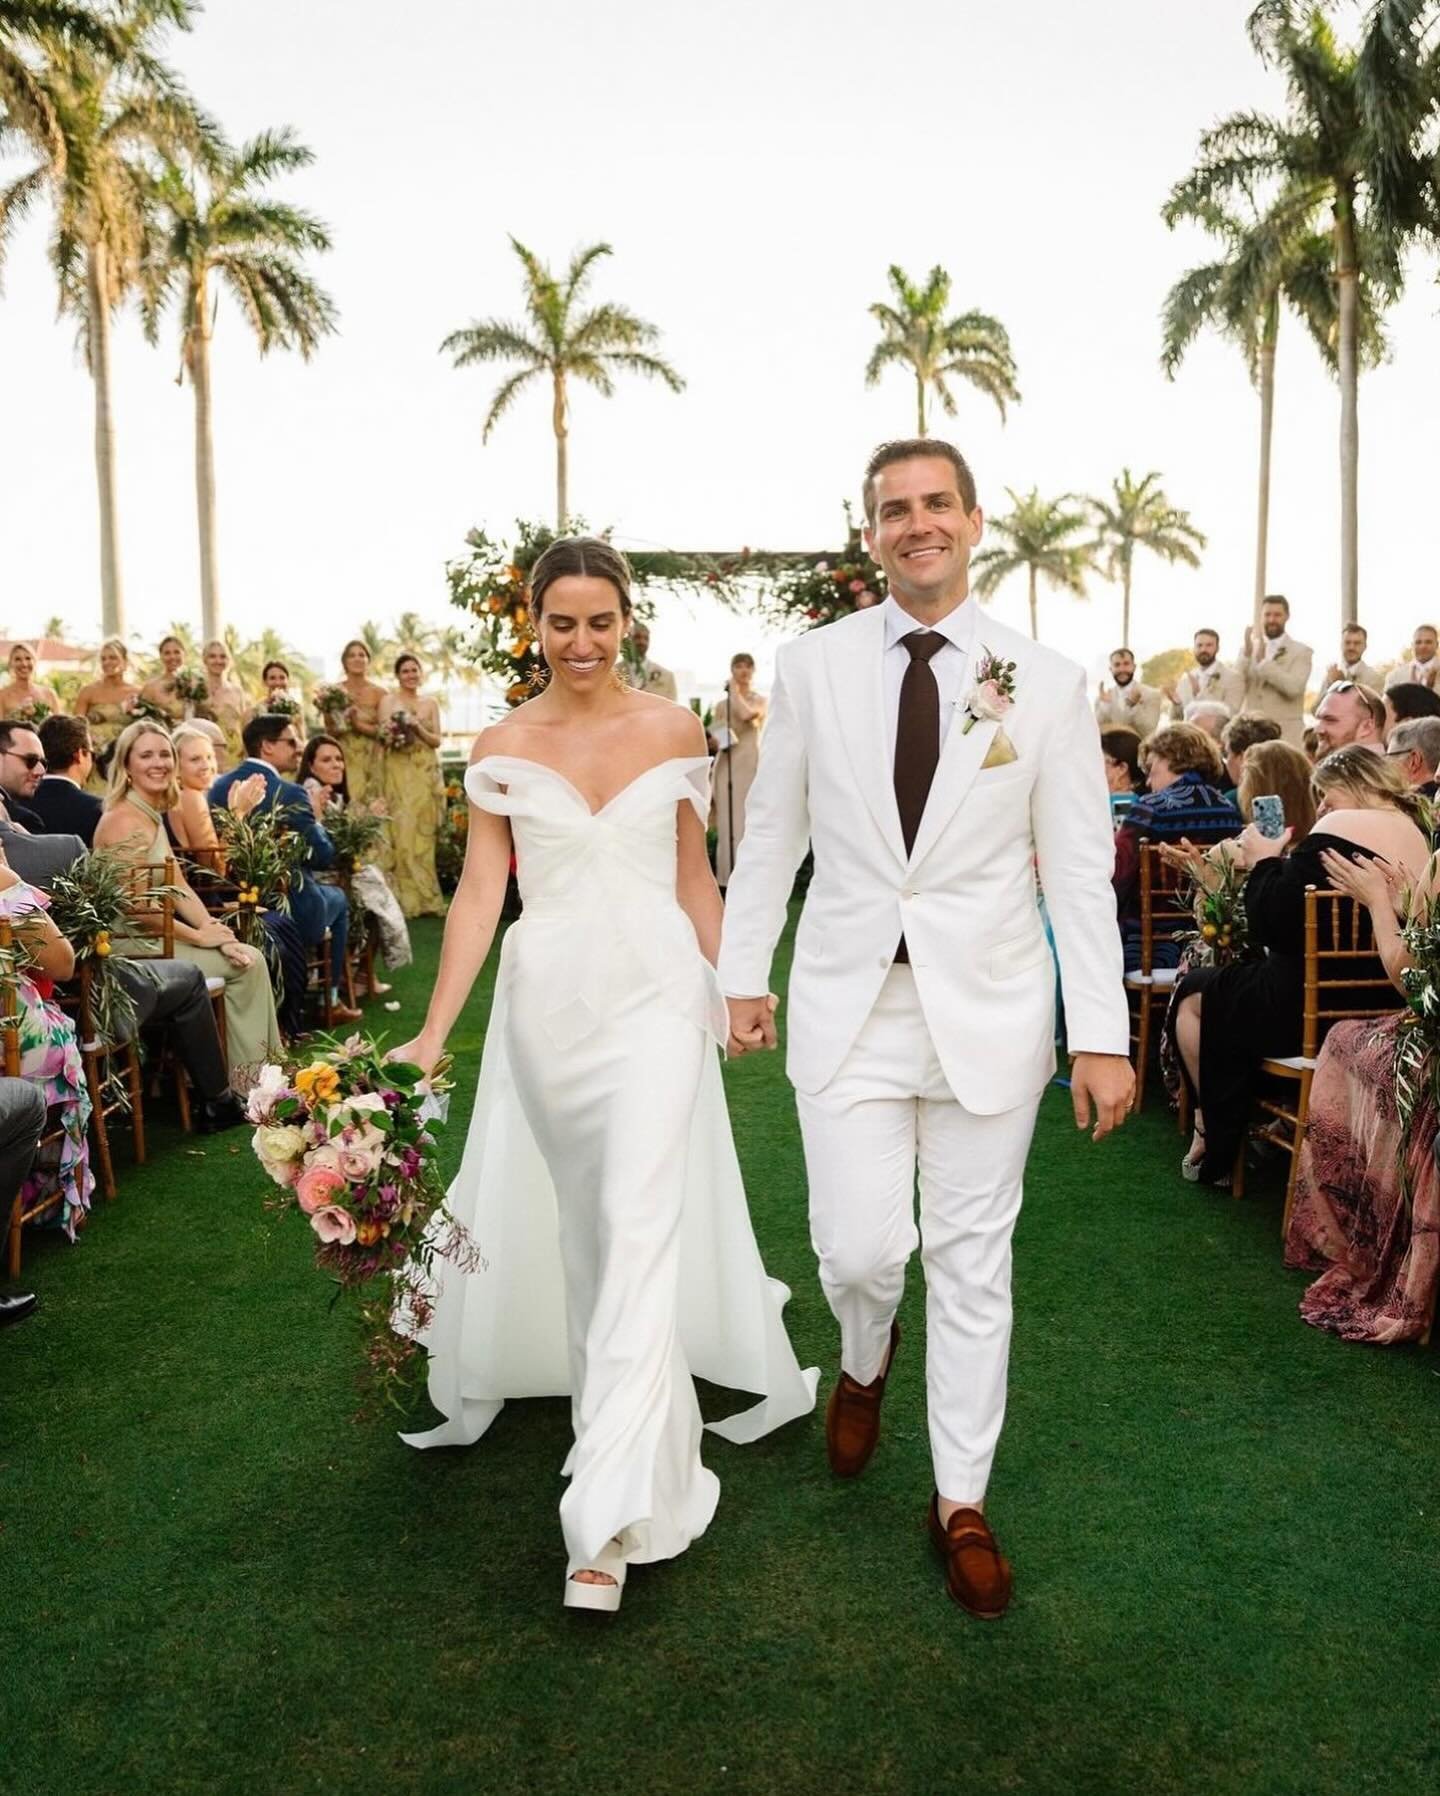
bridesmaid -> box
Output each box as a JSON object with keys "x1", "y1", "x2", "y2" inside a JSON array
[
  {"x1": 73, "y1": 637, "x2": 141, "y2": 792},
  {"x1": 334, "y1": 639, "x2": 387, "y2": 809},
  {"x1": 380, "y1": 652, "x2": 446, "y2": 917},
  {"x1": 139, "y1": 635, "x2": 190, "y2": 725},
  {"x1": 198, "y1": 639, "x2": 249, "y2": 771},
  {"x1": 248, "y1": 659, "x2": 304, "y2": 725},
  {"x1": 711, "y1": 651, "x2": 767, "y2": 888},
  {"x1": 0, "y1": 642, "x2": 61, "y2": 723}
]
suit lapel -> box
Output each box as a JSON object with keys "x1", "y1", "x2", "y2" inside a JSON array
[
  {"x1": 907, "y1": 709, "x2": 997, "y2": 869},
  {"x1": 824, "y1": 610, "x2": 907, "y2": 869}
]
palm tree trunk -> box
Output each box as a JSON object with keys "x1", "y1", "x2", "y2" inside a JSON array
[
  {"x1": 190, "y1": 270, "x2": 222, "y2": 644},
  {"x1": 1335, "y1": 191, "x2": 1360, "y2": 628},
  {"x1": 87, "y1": 243, "x2": 125, "y2": 639},
  {"x1": 553, "y1": 371, "x2": 569, "y2": 532},
  {"x1": 1253, "y1": 299, "x2": 1278, "y2": 629},
  {"x1": 1027, "y1": 565, "x2": 1038, "y2": 641},
  {"x1": 1122, "y1": 557, "x2": 1133, "y2": 648},
  {"x1": 916, "y1": 374, "x2": 926, "y2": 436}
]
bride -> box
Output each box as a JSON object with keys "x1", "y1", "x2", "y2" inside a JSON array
[{"x1": 393, "y1": 536, "x2": 815, "y2": 1612}]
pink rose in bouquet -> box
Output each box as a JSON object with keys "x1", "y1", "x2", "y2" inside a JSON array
[
  {"x1": 310, "y1": 1204, "x2": 357, "y2": 1245},
  {"x1": 296, "y1": 1164, "x2": 347, "y2": 1215}
]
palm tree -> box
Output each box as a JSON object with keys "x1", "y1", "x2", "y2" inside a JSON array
[
  {"x1": 1161, "y1": 182, "x2": 1391, "y2": 625},
  {"x1": 864, "y1": 264, "x2": 1020, "y2": 435},
  {"x1": 1087, "y1": 471, "x2": 1206, "y2": 647},
  {"x1": 1168, "y1": 0, "x2": 1440, "y2": 626},
  {"x1": 142, "y1": 127, "x2": 337, "y2": 643},
  {"x1": 0, "y1": 0, "x2": 213, "y2": 638},
  {"x1": 442, "y1": 239, "x2": 685, "y2": 530},
  {"x1": 0, "y1": 2, "x2": 124, "y2": 164},
  {"x1": 970, "y1": 489, "x2": 1093, "y2": 641}
]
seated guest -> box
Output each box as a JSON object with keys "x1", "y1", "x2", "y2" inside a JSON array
[
  {"x1": 1220, "y1": 712, "x2": 1282, "y2": 801},
  {"x1": 1167, "y1": 746, "x2": 1429, "y2": 1185},
  {"x1": 1381, "y1": 680, "x2": 1440, "y2": 742},
  {"x1": 1181, "y1": 699, "x2": 1232, "y2": 745},
  {"x1": 1284, "y1": 850, "x2": 1438, "y2": 1343},
  {"x1": 0, "y1": 1078, "x2": 46, "y2": 1325},
  {"x1": 0, "y1": 847, "x2": 91, "y2": 1241},
  {"x1": 167, "y1": 724, "x2": 308, "y2": 1038},
  {"x1": 1385, "y1": 717, "x2": 1440, "y2": 799},
  {"x1": 210, "y1": 715, "x2": 362, "y2": 1024},
  {"x1": 1100, "y1": 727, "x2": 1145, "y2": 825},
  {"x1": 32, "y1": 716, "x2": 103, "y2": 847},
  {"x1": 1162, "y1": 740, "x2": 1317, "y2": 890},
  {"x1": 1114, "y1": 724, "x2": 1243, "y2": 969},
  {"x1": 95, "y1": 720, "x2": 284, "y2": 1080},
  {"x1": 1312, "y1": 680, "x2": 1385, "y2": 756},
  {"x1": 0, "y1": 719, "x2": 49, "y2": 831},
  {"x1": 299, "y1": 733, "x2": 411, "y2": 981}
]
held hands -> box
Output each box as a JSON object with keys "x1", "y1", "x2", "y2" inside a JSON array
[
  {"x1": 1071, "y1": 1053, "x2": 1134, "y2": 1142},
  {"x1": 1321, "y1": 847, "x2": 1402, "y2": 915},
  {"x1": 726, "y1": 994, "x2": 778, "y2": 1057}
]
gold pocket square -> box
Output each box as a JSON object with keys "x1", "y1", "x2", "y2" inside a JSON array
[{"x1": 981, "y1": 728, "x2": 1017, "y2": 770}]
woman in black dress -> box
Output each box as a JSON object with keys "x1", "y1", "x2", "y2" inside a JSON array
[{"x1": 1167, "y1": 747, "x2": 1429, "y2": 1185}]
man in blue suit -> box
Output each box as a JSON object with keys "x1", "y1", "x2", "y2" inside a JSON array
[{"x1": 210, "y1": 714, "x2": 363, "y2": 1023}]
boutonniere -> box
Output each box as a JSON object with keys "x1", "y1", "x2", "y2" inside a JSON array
[{"x1": 962, "y1": 647, "x2": 1017, "y2": 735}]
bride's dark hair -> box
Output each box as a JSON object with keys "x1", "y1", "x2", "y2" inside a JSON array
[{"x1": 529, "y1": 537, "x2": 634, "y2": 619}]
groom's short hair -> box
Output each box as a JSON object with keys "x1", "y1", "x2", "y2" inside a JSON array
[{"x1": 862, "y1": 438, "x2": 977, "y2": 522}]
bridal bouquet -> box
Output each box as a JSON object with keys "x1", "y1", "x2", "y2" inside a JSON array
[
  {"x1": 379, "y1": 710, "x2": 414, "y2": 750},
  {"x1": 249, "y1": 1036, "x2": 479, "y2": 1404},
  {"x1": 314, "y1": 683, "x2": 350, "y2": 724},
  {"x1": 172, "y1": 667, "x2": 209, "y2": 705}
]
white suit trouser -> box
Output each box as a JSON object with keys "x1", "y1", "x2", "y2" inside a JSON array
[{"x1": 796, "y1": 966, "x2": 1039, "y2": 1503}]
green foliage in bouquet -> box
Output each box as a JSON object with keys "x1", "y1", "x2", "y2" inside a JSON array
[
  {"x1": 313, "y1": 684, "x2": 349, "y2": 724},
  {"x1": 213, "y1": 805, "x2": 308, "y2": 939},
  {"x1": 758, "y1": 512, "x2": 885, "y2": 631},
  {"x1": 128, "y1": 694, "x2": 177, "y2": 726},
  {"x1": 262, "y1": 694, "x2": 303, "y2": 720},
  {"x1": 45, "y1": 850, "x2": 151, "y2": 1045},
  {"x1": 323, "y1": 800, "x2": 387, "y2": 874},
  {"x1": 1177, "y1": 852, "x2": 1251, "y2": 968},
  {"x1": 7, "y1": 697, "x2": 51, "y2": 727},
  {"x1": 172, "y1": 668, "x2": 208, "y2": 705}
]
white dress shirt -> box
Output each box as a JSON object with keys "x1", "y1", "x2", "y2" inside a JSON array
[{"x1": 881, "y1": 593, "x2": 975, "y2": 761}]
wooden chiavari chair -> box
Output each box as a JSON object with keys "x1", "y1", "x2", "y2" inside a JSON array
[
  {"x1": 1124, "y1": 844, "x2": 1194, "y2": 1114},
  {"x1": 1, "y1": 918, "x2": 84, "y2": 1276}
]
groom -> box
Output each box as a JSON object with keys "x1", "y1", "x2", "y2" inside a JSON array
[{"x1": 719, "y1": 439, "x2": 1132, "y2": 1617}]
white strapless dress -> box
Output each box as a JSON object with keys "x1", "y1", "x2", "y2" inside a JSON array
[{"x1": 402, "y1": 754, "x2": 817, "y2": 1575}]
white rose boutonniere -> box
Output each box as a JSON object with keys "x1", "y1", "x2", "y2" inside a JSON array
[{"x1": 963, "y1": 648, "x2": 1018, "y2": 736}]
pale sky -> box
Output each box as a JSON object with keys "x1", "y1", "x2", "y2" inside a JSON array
[{"x1": 2, "y1": 0, "x2": 1437, "y2": 701}]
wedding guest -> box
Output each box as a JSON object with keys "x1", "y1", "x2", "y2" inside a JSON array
[
  {"x1": 712, "y1": 652, "x2": 766, "y2": 888},
  {"x1": 628, "y1": 619, "x2": 679, "y2": 701},
  {"x1": 197, "y1": 640, "x2": 248, "y2": 771},
  {"x1": 1302, "y1": 727, "x2": 1321, "y2": 763},
  {"x1": 332, "y1": 639, "x2": 387, "y2": 808},
  {"x1": 1168, "y1": 746, "x2": 1427, "y2": 1185},
  {"x1": 1324, "y1": 622, "x2": 1381, "y2": 693},
  {"x1": 299, "y1": 733, "x2": 411, "y2": 978},
  {"x1": 1237, "y1": 596, "x2": 1313, "y2": 745},
  {"x1": 1381, "y1": 680, "x2": 1440, "y2": 742},
  {"x1": 247, "y1": 659, "x2": 304, "y2": 725},
  {"x1": 1312, "y1": 680, "x2": 1385, "y2": 757},
  {"x1": 1384, "y1": 624, "x2": 1440, "y2": 691},
  {"x1": 1220, "y1": 712, "x2": 1282, "y2": 799},
  {"x1": 0, "y1": 642, "x2": 60, "y2": 722},
  {"x1": 1283, "y1": 850, "x2": 1437, "y2": 1343},
  {"x1": 1182, "y1": 699, "x2": 1232, "y2": 744},
  {"x1": 72, "y1": 637, "x2": 140, "y2": 789},
  {"x1": 0, "y1": 720, "x2": 49, "y2": 831},
  {"x1": 1163, "y1": 628, "x2": 1243, "y2": 718},
  {"x1": 167, "y1": 724, "x2": 309, "y2": 1038},
  {"x1": 1163, "y1": 740, "x2": 1318, "y2": 890},
  {"x1": 95, "y1": 720, "x2": 284, "y2": 1078},
  {"x1": 1100, "y1": 726, "x2": 1145, "y2": 825},
  {"x1": 0, "y1": 847, "x2": 91, "y2": 1241},
  {"x1": 379, "y1": 653, "x2": 446, "y2": 918},
  {"x1": 1384, "y1": 717, "x2": 1440, "y2": 799},
  {"x1": 1113, "y1": 724, "x2": 1242, "y2": 970},
  {"x1": 32, "y1": 717, "x2": 102, "y2": 847},
  {"x1": 1094, "y1": 647, "x2": 1163, "y2": 739},
  {"x1": 209, "y1": 715, "x2": 362, "y2": 1024},
  {"x1": 0, "y1": 1078, "x2": 46, "y2": 1325},
  {"x1": 139, "y1": 635, "x2": 190, "y2": 725}
]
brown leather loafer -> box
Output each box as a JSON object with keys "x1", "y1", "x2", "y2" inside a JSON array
[
  {"x1": 824, "y1": 1321, "x2": 899, "y2": 1478},
  {"x1": 927, "y1": 1493, "x2": 1013, "y2": 1618}
]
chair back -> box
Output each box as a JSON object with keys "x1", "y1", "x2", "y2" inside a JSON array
[
  {"x1": 0, "y1": 917, "x2": 21, "y2": 1077},
  {"x1": 1136, "y1": 844, "x2": 1195, "y2": 975},
  {"x1": 121, "y1": 858, "x2": 178, "y2": 959},
  {"x1": 1299, "y1": 886, "x2": 1402, "y2": 1060}
]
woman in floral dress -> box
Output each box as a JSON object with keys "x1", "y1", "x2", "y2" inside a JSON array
[
  {"x1": 379, "y1": 653, "x2": 445, "y2": 917},
  {"x1": 328, "y1": 640, "x2": 387, "y2": 812},
  {"x1": 73, "y1": 637, "x2": 141, "y2": 791},
  {"x1": 0, "y1": 642, "x2": 61, "y2": 724},
  {"x1": 197, "y1": 640, "x2": 249, "y2": 772},
  {"x1": 138, "y1": 636, "x2": 191, "y2": 726},
  {"x1": 0, "y1": 849, "x2": 92, "y2": 1240}
]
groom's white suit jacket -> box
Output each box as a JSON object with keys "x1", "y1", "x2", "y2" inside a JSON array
[{"x1": 717, "y1": 604, "x2": 1129, "y2": 1114}]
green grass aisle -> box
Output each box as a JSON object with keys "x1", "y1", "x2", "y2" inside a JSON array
[{"x1": 4, "y1": 915, "x2": 1439, "y2": 1795}]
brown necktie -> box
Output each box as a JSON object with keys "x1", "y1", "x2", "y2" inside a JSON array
[{"x1": 894, "y1": 630, "x2": 947, "y2": 855}]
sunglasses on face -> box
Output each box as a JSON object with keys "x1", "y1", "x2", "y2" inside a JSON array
[{"x1": 4, "y1": 751, "x2": 45, "y2": 771}]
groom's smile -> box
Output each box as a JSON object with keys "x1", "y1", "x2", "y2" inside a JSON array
[{"x1": 864, "y1": 454, "x2": 984, "y2": 615}]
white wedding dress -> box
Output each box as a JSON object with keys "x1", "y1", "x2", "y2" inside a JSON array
[{"x1": 401, "y1": 754, "x2": 817, "y2": 1578}]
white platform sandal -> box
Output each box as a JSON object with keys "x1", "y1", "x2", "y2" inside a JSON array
[{"x1": 563, "y1": 1538, "x2": 628, "y2": 1614}]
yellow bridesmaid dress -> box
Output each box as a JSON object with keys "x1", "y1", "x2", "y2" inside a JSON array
[
  {"x1": 84, "y1": 699, "x2": 135, "y2": 795},
  {"x1": 382, "y1": 729, "x2": 446, "y2": 917}
]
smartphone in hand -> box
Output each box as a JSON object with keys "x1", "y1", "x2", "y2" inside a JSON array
[{"x1": 1252, "y1": 794, "x2": 1286, "y2": 840}]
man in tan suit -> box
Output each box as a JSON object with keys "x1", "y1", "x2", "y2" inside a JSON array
[
  {"x1": 1237, "y1": 595, "x2": 1313, "y2": 746},
  {"x1": 1162, "y1": 627, "x2": 1244, "y2": 720},
  {"x1": 1323, "y1": 622, "x2": 1382, "y2": 694},
  {"x1": 1094, "y1": 648, "x2": 1163, "y2": 740},
  {"x1": 628, "y1": 620, "x2": 678, "y2": 701},
  {"x1": 1384, "y1": 623, "x2": 1440, "y2": 692}
]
